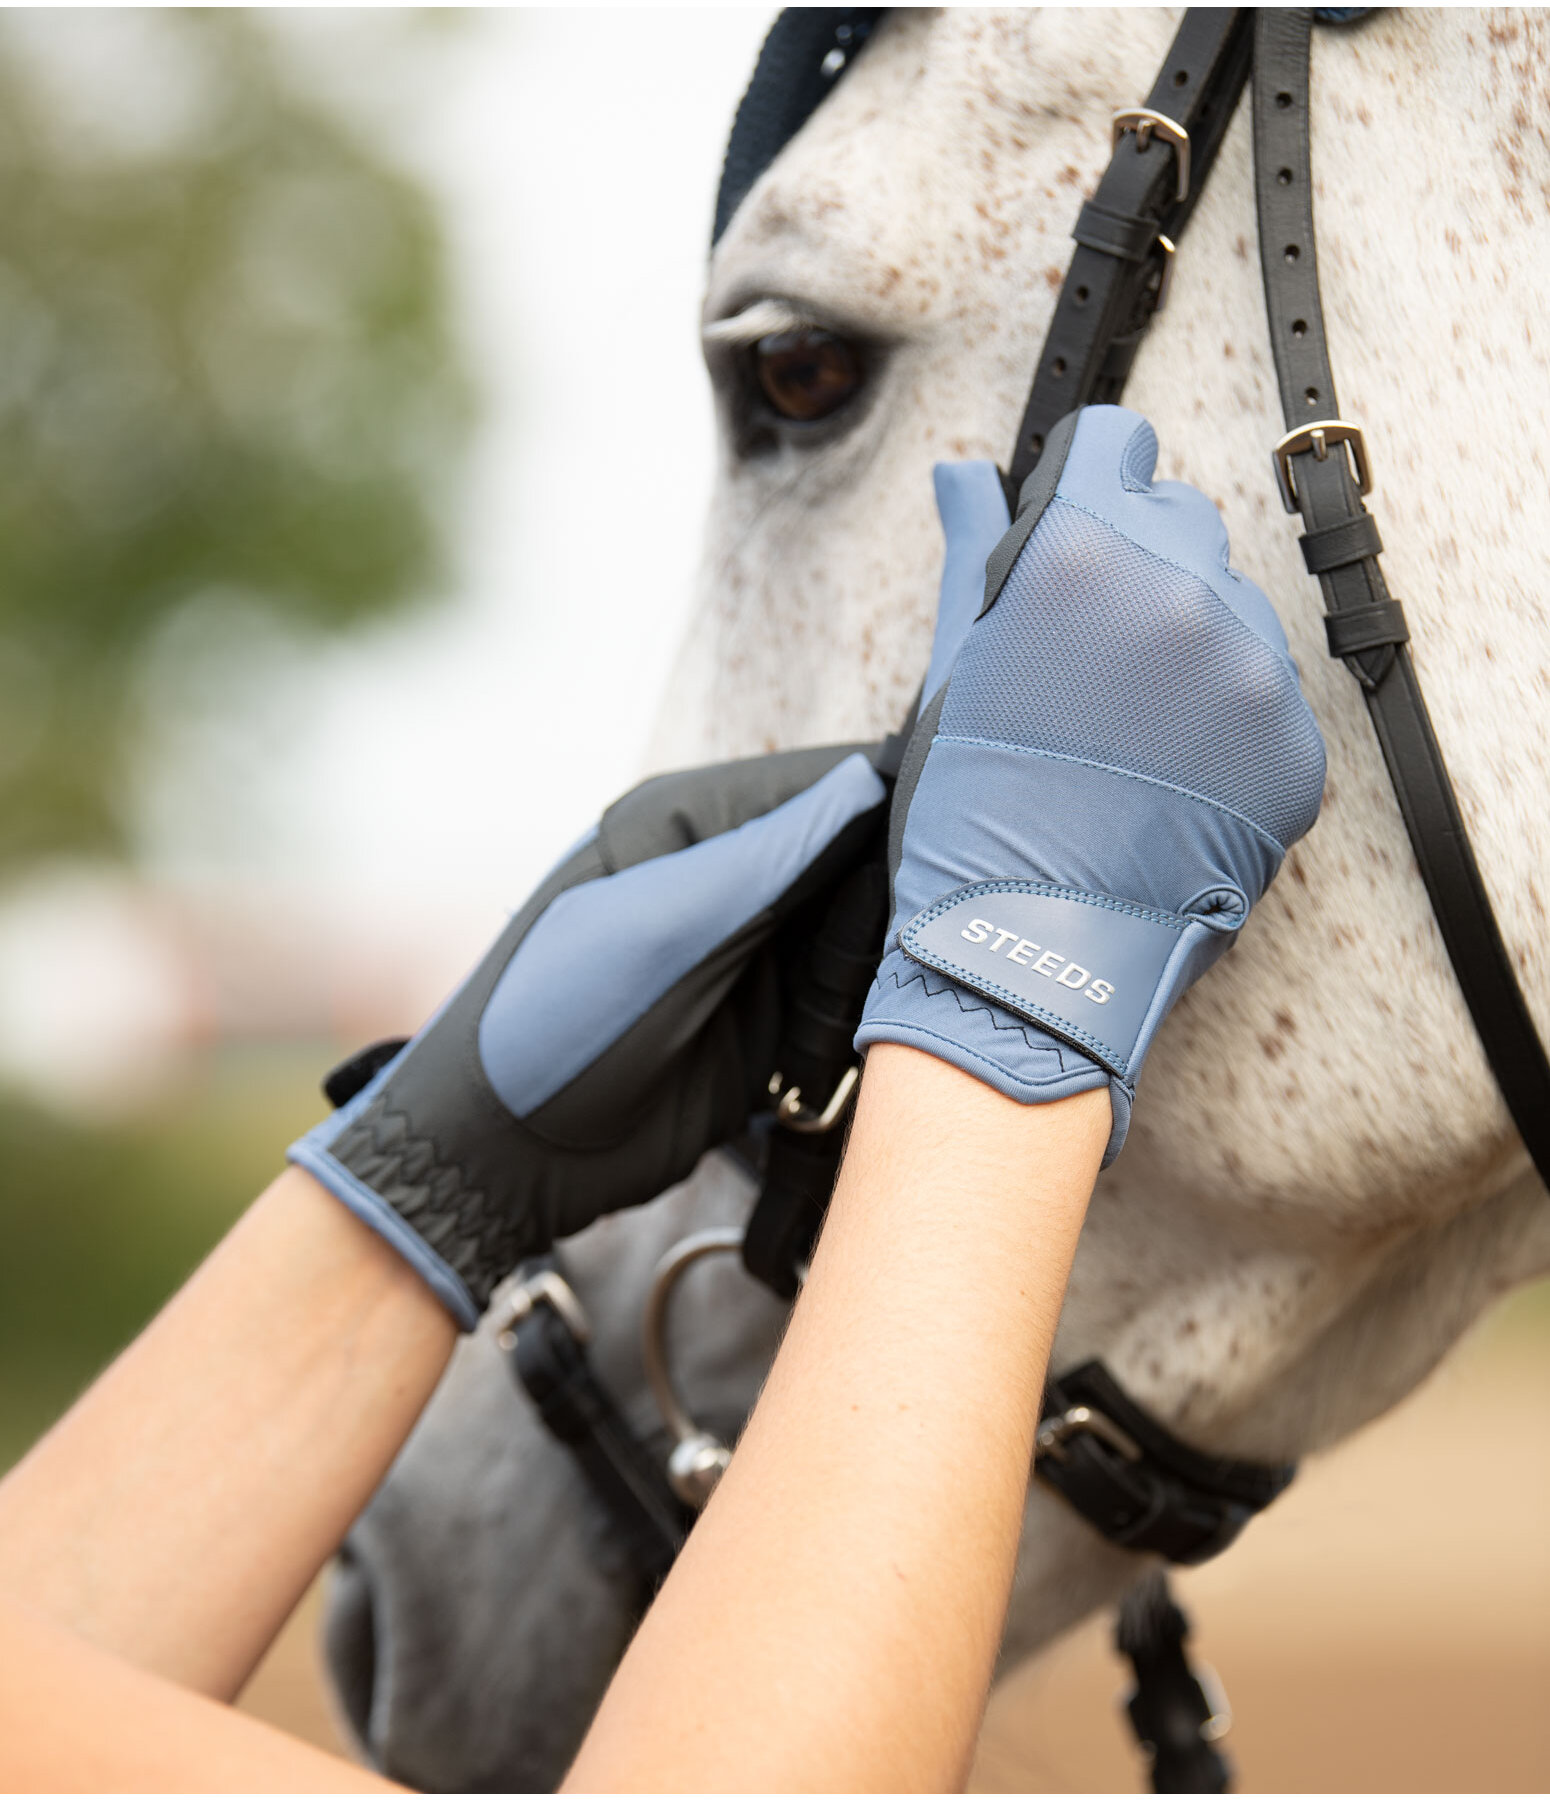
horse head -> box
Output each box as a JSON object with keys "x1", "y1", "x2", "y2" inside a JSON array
[{"x1": 324, "y1": 13, "x2": 1550, "y2": 1788}]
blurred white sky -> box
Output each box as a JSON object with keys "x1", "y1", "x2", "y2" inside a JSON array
[
  {"x1": 0, "y1": 8, "x2": 776, "y2": 1105},
  {"x1": 146, "y1": 6, "x2": 773, "y2": 916}
]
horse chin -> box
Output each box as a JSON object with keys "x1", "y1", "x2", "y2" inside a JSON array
[
  {"x1": 322, "y1": 1330, "x2": 640, "y2": 1790},
  {"x1": 323, "y1": 1155, "x2": 790, "y2": 1790}
]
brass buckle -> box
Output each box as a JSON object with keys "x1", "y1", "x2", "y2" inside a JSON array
[
  {"x1": 1034, "y1": 1403, "x2": 1143, "y2": 1465},
  {"x1": 768, "y1": 1064, "x2": 860, "y2": 1135},
  {"x1": 1112, "y1": 107, "x2": 1190, "y2": 203},
  {"x1": 1272, "y1": 418, "x2": 1373, "y2": 515}
]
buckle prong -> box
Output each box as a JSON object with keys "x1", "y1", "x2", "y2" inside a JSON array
[
  {"x1": 1152, "y1": 234, "x2": 1176, "y2": 313},
  {"x1": 768, "y1": 1064, "x2": 860, "y2": 1135},
  {"x1": 1112, "y1": 107, "x2": 1191, "y2": 203},
  {"x1": 493, "y1": 1267, "x2": 592, "y2": 1352},
  {"x1": 1035, "y1": 1403, "x2": 1144, "y2": 1465},
  {"x1": 1272, "y1": 418, "x2": 1372, "y2": 514}
]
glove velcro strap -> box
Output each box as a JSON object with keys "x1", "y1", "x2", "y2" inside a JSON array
[{"x1": 899, "y1": 882, "x2": 1224, "y2": 1081}]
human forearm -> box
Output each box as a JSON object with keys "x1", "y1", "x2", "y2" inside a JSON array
[
  {"x1": 565, "y1": 1045, "x2": 1109, "y2": 1793},
  {"x1": 0, "y1": 1593, "x2": 402, "y2": 1793},
  {"x1": 0, "y1": 1166, "x2": 455, "y2": 1697}
]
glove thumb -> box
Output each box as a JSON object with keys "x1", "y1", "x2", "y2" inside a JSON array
[{"x1": 919, "y1": 460, "x2": 1011, "y2": 708}]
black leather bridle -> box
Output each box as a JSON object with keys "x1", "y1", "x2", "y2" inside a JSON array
[{"x1": 486, "y1": 10, "x2": 1548, "y2": 1790}]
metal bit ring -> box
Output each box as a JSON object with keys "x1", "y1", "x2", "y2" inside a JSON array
[{"x1": 642, "y1": 1226, "x2": 746, "y2": 1506}]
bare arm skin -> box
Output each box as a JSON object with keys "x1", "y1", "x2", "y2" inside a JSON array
[
  {"x1": 0, "y1": 1165, "x2": 457, "y2": 1699},
  {"x1": 0, "y1": 1047, "x2": 1104, "y2": 1791},
  {"x1": 0, "y1": 1593, "x2": 403, "y2": 1794},
  {"x1": 565, "y1": 1045, "x2": 1110, "y2": 1794}
]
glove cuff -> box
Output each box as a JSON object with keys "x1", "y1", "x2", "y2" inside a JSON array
[
  {"x1": 892, "y1": 881, "x2": 1240, "y2": 1081},
  {"x1": 287, "y1": 1061, "x2": 517, "y2": 1331},
  {"x1": 856, "y1": 932, "x2": 1156, "y2": 1163},
  {"x1": 288, "y1": 1131, "x2": 483, "y2": 1331}
]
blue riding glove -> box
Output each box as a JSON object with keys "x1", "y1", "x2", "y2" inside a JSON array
[
  {"x1": 856, "y1": 405, "x2": 1326, "y2": 1160},
  {"x1": 291, "y1": 747, "x2": 887, "y2": 1327}
]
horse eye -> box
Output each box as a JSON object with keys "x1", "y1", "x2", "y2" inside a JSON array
[{"x1": 751, "y1": 329, "x2": 862, "y2": 423}]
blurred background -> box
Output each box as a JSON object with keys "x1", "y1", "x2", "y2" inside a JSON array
[
  {"x1": 0, "y1": 9, "x2": 1543, "y2": 1793},
  {"x1": 0, "y1": 4, "x2": 769, "y2": 1464}
]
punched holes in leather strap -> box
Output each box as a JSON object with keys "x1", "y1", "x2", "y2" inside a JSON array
[
  {"x1": 1300, "y1": 512, "x2": 1383, "y2": 574},
  {"x1": 1073, "y1": 199, "x2": 1159, "y2": 264},
  {"x1": 1324, "y1": 599, "x2": 1410, "y2": 660}
]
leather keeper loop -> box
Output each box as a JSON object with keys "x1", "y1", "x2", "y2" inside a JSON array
[
  {"x1": 1324, "y1": 599, "x2": 1410, "y2": 660},
  {"x1": 1300, "y1": 512, "x2": 1383, "y2": 574},
  {"x1": 1072, "y1": 199, "x2": 1159, "y2": 263}
]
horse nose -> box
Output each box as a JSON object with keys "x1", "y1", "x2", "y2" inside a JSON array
[
  {"x1": 322, "y1": 1537, "x2": 380, "y2": 1759},
  {"x1": 314, "y1": 1349, "x2": 658, "y2": 1794}
]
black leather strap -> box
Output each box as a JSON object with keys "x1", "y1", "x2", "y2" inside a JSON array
[
  {"x1": 1254, "y1": 10, "x2": 1550, "y2": 1189},
  {"x1": 742, "y1": 852, "x2": 888, "y2": 1299},
  {"x1": 1035, "y1": 1361, "x2": 1295, "y2": 1565},
  {"x1": 1116, "y1": 1573, "x2": 1232, "y2": 1794},
  {"x1": 321, "y1": 1036, "x2": 408, "y2": 1108},
  {"x1": 1008, "y1": 9, "x2": 1253, "y2": 485},
  {"x1": 1073, "y1": 198, "x2": 1165, "y2": 264},
  {"x1": 713, "y1": 9, "x2": 884, "y2": 244},
  {"x1": 502, "y1": 1257, "x2": 691, "y2": 1596}
]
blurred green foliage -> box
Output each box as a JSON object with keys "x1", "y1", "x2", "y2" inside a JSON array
[
  {"x1": 0, "y1": 13, "x2": 473, "y2": 1470},
  {"x1": 0, "y1": 9, "x2": 470, "y2": 868},
  {"x1": 0, "y1": 1046, "x2": 334, "y2": 1471}
]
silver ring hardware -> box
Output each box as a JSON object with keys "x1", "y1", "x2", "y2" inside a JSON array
[
  {"x1": 1034, "y1": 1402, "x2": 1144, "y2": 1466},
  {"x1": 492, "y1": 1266, "x2": 592, "y2": 1354},
  {"x1": 642, "y1": 1227, "x2": 746, "y2": 1507},
  {"x1": 1271, "y1": 417, "x2": 1373, "y2": 515},
  {"x1": 1193, "y1": 1660, "x2": 1234, "y2": 1744},
  {"x1": 1111, "y1": 107, "x2": 1191, "y2": 204}
]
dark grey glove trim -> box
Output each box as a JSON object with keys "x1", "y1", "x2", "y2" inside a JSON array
[
  {"x1": 600, "y1": 742, "x2": 878, "y2": 870},
  {"x1": 887, "y1": 685, "x2": 945, "y2": 890},
  {"x1": 981, "y1": 407, "x2": 1081, "y2": 615},
  {"x1": 325, "y1": 1100, "x2": 529, "y2": 1312},
  {"x1": 324, "y1": 745, "x2": 885, "y2": 1313}
]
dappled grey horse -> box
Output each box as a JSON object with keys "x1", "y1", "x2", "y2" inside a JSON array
[{"x1": 325, "y1": 9, "x2": 1550, "y2": 1789}]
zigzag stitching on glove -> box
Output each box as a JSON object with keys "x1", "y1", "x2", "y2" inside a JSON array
[
  {"x1": 874, "y1": 963, "x2": 1082, "y2": 1071},
  {"x1": 334, "y1": 1102, "x2": 524, "y2": 1304}
]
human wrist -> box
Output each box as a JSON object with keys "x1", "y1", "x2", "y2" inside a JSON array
[{"x1": 844, "y1": 1042, "x2": 1108, "y2": 1249}]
